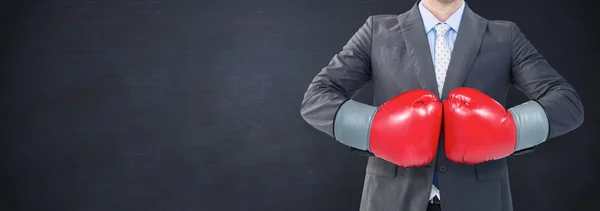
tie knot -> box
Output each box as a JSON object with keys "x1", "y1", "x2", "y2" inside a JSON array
[{"x1": 434, "y1": 23, "x2": 451, "y2": 36}]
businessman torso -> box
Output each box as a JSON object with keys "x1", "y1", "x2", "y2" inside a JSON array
[
  {"x1": 360, "y1": 5, "x2": 514, "y2": 211},
  {"x1": 301, "y1": 0, "x2": 582, "y2": 210}
]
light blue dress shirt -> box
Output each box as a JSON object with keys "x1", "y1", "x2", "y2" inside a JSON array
[{"x1": 419, "y1": 0, "x2": 465, "y2": 62}]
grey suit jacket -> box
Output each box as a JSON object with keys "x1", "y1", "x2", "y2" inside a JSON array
[{"x1": 300, "y1": 2, "x2": 584, "y2": 211}]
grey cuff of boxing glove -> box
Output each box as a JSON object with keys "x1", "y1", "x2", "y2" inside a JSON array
[
  {"x1": 333, "y1": 100, "x2": 378, "y2": 151},
  {"x1": 508, "y1": 100, "x2": 550, "y2": 152}
]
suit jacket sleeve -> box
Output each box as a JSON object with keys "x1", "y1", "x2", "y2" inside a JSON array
[
  {"x1": 300, "y1": 16, "x2": 373, "y2": 137},
  {"x1": 510, "y1": 22, "x2": 584, "y2": 140}
]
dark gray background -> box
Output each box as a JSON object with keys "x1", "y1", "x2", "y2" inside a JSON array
[{"x1": 1, "y1": 0, "x2": 598, "y2": 210}]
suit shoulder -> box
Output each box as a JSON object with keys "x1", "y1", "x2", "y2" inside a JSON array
[
  {"x1": 368, "y1": 14, "x2": 400, "y2": 29},
  {"x1": 470, "y1": 11, "x2": 515, "y2": 30},
  {"x1": 370, "y1": 14, "x2": 399, "y2": 21},
  {"x1": 484, "y1": 20, "x2": 519, "y2": 39},
  {"x1": 488, "y1": 20, "x2": 516, "y2": 30}
]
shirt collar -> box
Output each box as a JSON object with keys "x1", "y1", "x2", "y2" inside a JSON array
[{"x1": 418, "y1": 0, "x2": 466, "y2": 33}]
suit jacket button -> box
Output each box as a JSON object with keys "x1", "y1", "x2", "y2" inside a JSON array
[{"x1": 438, "y1": 165, "x2": 447, "y2": 173}]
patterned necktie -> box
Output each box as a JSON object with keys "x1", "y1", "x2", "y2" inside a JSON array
[
  {"x1": 432, "y1": 23, "x2": 451, "y2": 190},
  {"x1": 434, "y1": 24, "x2": 451, "y2": 96}
]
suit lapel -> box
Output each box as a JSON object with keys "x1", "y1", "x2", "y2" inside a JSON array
[
  {"x1": 440, "y1": 6, "x2": 487, "y2": 100},
  {"x1": 399, "y1": 3, "x2": 438, "y2": 96}
]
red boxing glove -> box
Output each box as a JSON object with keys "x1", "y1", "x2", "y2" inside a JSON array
[
  {"x1": 369, "y1": 89, "x2": 443, "y2": 167},
  {"x1": 443, "y1": 87, "x2": 517, "y2": 165}
]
